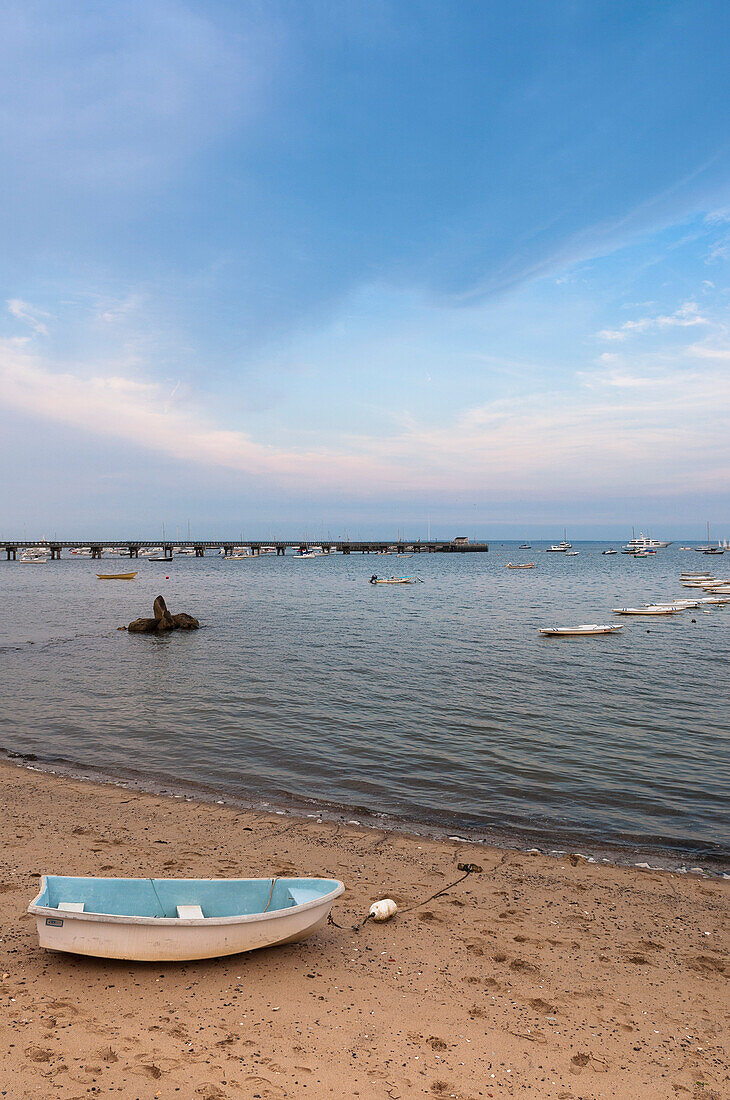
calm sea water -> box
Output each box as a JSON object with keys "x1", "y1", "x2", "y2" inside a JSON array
[{"x1": 1, "y1": 545, "x2": 727, "y2": 868}]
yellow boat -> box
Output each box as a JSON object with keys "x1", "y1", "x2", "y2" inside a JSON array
[{"x1": 96, "y1": 572, "x2": 138, "y2": 580}]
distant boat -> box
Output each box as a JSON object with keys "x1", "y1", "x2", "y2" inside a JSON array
[
  {"x1": 621, "y1": 532, "x2": 672, "y2": 553},
  {"x1": 602, "y1": 549, "x2": 618, "y2": 555},
  {"x1": 695, "y1": 521, "x2": 719, "y2": 552},
  {"x1": 506, "y1": 562, "x2": 535, "y2": 569},
  {"x1": 518, "y1": 543, "x2": 532, "y2": 550},
  {"x1": 96, "y1": 572, "x2": 138, "y2": 580},
  {"x1": 539, "y1": 624, "x2": 623, "y2": 636},
  {"x1": 29, "y1": 875, "x2": 344, "y2": 962},
  {"x1": 612, "y1": 605, "x2": 683, "y2": 615},
  {"x1": 565, "y1": 550, "x2": 579, "y2": 556},
  {"x1": 369, "y1": 575, "x2": 422, "y2": 585}
]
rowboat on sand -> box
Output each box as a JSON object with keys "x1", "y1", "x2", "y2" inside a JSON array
[
  {"x1": 29, "y1": 876, "x2": 345, "y2": 962},
  {"x1": 96, "y1": 572, "x2": 138, "y2": 580}
]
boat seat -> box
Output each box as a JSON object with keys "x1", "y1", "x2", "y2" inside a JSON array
[
  {"x1": 176, "y1": 904, "x2": 205, "y2": 919},
  {"x1": 288, "y1": 887, "x2": 320, "y2": 907},
  {"x1": 57, "y1": 901, "x2": 85, "y2": 912}
]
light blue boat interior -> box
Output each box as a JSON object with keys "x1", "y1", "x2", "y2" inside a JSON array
[{"x1": 35, "y1": 877, "x2": 339, "y2": 918}]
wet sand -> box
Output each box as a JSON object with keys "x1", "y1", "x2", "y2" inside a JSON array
[{"x1": 0, "y1": 760, "x2": 727, "y2": 1099}]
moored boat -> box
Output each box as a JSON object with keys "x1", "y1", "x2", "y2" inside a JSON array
[
  {"x1": 612, "y1": 605, "x2": 683, "y2": 615},
  {"x1": 506, "y1": 562, "x2": 535, "y2": 569},
  {"x1": 369, "y1": 575, "x2": 422, "y2": 584},
  {"x1": 539, "y1": 624, "x2": 623, "y2": 636},
  {"x1": 96, "y1": 572, "x2": 138, "y2": 580},
  {"x1": 29, "y1": 876, "x2": 344, "y2": 962}
]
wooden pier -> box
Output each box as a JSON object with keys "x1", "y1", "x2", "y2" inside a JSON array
[{"x1": 2, "y1": 539, "x2": 488, "y2": 560}]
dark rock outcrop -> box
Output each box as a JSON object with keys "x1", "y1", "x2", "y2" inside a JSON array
[{"x1": 127, "y1": 596, "x2": 199, "y2": 634}]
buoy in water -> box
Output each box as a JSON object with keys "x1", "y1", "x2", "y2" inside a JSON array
[{"x1": 369, "y1": 898, "x2": 398, "y2": 922}]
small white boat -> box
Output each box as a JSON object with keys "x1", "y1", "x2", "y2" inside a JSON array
[
  {"x1": 369, "y1": 575, "x2": 422, "y2": 585},
  {"x1": 539, "y1": 624, "x2": 623, "y2": 636},
  {"x1": 565, "y1": 550, "x2": 579, "y2": 556},
  {"x1": 602, "y1": 549, "x2": 618, "y2": 555},
  {"x1": 29, "y1": 876, "x2": 344, "y2": 962},
  {"x1": 612, "y1": 605, "x2": 683, "y2": 615}
]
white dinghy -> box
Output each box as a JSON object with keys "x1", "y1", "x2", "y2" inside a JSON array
[
  {"x1": 539, "y1": 624, "x2": 623, "y2": 637},
  {"x1": 29, "y1": 876, "x2": 344, "y2": 962},
  {"x1": 612, "y1": 605, "x2": 683, "y2": 615}
]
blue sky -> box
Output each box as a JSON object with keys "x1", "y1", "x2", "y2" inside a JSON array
[{"x1": 1, "y1": 0, "x2": 729, "y2": 539}]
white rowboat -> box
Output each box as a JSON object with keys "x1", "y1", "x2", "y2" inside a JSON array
[
  {"x1": 29, "y1": 876, "x2": 344, "y2": 962},
  {"x1": 539, "y1": 625, "x2": 623, "y2": 636},
  {"x1": 612, "y1": 605, "x2": 683, "y2": 615}
]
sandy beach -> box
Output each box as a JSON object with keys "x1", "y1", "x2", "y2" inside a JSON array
[{"x1": 0, "y1": 761, "x2": 727, "y2": 1099}]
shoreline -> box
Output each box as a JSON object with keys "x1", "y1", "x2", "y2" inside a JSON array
[
  {"x1": 2, "y1": 748, "x2": 727, "y2": 878},
  {"x1": 1, "y1": 758, "x2": 728, "y2": 1098}
]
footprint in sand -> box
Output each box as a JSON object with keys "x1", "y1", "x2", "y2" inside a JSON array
[
  {"x1": 25, "y1": 1045, "x2": 53, "y2": 1063},
  {"x1": 243, "y1": 1075, "x2": 286, "y2": 1099},
  {"x1": 570, "y1": 1052, "x2": 609, "y2": 1074},
  {"x1": 45, "y1": 998, "x2": 79, "y2": 1016},
  {"x1": 509, "y1": 958, "x2": 540, "y2": 975},
  {"x1": 687, "y1": 954, "x2": 729, "y2": 976}
]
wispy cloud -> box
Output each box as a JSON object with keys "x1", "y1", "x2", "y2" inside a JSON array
[
  {"x1": 1, "y1": 339, "x2": 727, "y2": 501},
  {"x1": 596, "y1": 300, "x2": 708, "y2": 341},
  {"x1": 6, "y1": 299, "x2": 50, "y2": 336}
]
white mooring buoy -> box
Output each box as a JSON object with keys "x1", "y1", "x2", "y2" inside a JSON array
[{"x1": 369, "y1": 898, "x2": 398, "y2": 922}]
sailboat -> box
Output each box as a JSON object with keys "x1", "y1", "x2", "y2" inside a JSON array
[
  {"x1": 546, "y1": 528, "x2": 572, "y2": 552},
  {"x1": 699, "y1": 521, "x2": 724, "y2": 554}
]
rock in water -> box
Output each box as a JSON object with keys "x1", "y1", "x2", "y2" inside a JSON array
[
  {"x1": 127, "y1": 617, "x2": 158, "y2": 634},
  {"x1": 172, "y1": 612, "x2": 200, "y2": 629},
  {"x1": 152, "y1": 594, "x2": 176, "y2": 631},
  {"x1": 128, "y1": 596, "x2": 199, "y2": 634}
]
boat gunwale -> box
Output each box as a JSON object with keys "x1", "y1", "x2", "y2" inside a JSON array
[{"x1": 28, "y1": 876, "x2": 344, "y2": 927}]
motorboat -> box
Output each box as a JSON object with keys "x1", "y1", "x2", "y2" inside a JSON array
[
  {"x1": 602, "y1": 549, "x2": 618, "y2": 555},
  {"x1": 20, "y1": 549, "x2": 49, "y2": 564},
  {"x1": 546, "y1": 529, "x2": 571, "y2": 551},
  {"x1": 539, "y1": 624, "x2": 623, "y2": 636},
  {"x1": 612, "y1": 605, "x2": 683, "y2": 615},
  {"x1": 565, "y1": 550, "x2": 579, "y2": 556},
  {"x1": 506, "y1": 562, "x2": 535, "y2": 569},
  {"x1": 369, "y1": 575, "x2": 422, "y2": 585},
  {"x1": 518, "y1": 543, "x2": 532, "y2": 550},
  {"x1": 621, "y1": 532, "x2": 672, "y2": 553},
  {"x1": 28, "y1": 876, "x2": 344, "y2": 962},
  {"x1": 96, "y1": 572, "x2": 138, "y2": 580}
]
